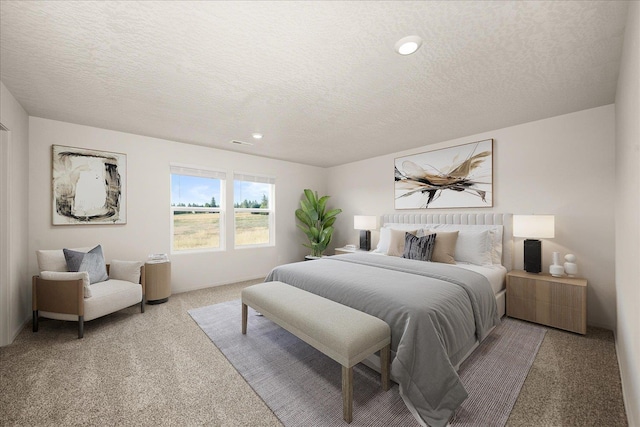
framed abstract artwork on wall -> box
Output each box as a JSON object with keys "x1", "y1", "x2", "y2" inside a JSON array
[
  {"x1": 394, "y1": 139, "x2": 493, "y2": 209},
  {"x1": 52, "y1": 145, "x2": 127, "y2": 225}
]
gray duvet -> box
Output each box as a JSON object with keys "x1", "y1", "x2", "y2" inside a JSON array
[{"x1": 265, "y1": 252, "x2": 500, "y2": 427}]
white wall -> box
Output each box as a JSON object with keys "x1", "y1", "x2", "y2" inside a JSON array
[
  {"x1": 0, "y1": 82, "x2": 30, "y2": 345},
  {"x1": 28, "y1": 117, "x2": 326, "y2": 294},
  {"x1": 327, "y1": 105, "x2": 616, "y2": 329},
  {"x1": 615, "y1": 1, "x2": 640, "y2": 425}
]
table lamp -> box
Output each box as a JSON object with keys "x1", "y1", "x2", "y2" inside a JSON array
[
  {"x1": 354, "y1": 215, "x2": 377, "y2": 251},
  {"x1": 513, "y1": 215, "x2": 555, "y2": 274}
]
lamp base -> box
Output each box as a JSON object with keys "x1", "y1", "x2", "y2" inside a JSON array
[
  {"x1": 523, "y1": 239, "x2": 542, "y2": 273},
  {"x1": 359, "y1": 230, "x2": 371, "y2": 251}
]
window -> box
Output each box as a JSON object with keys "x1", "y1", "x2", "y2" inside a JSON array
[
  {"x1": 170, "y1": 166, "x2": 225, "y2": 252},
  {"x1": 233, "y1": 173, "x2": 275, "y2": 247}
]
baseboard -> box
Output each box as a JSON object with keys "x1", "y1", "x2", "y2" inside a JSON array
[
  {"x1": 172, "y1": 275, "x2": 266, "y2": 294},
  {"x1": 4, "y1": 316, "x2": 29, "y2": 347},
  {"x1": 613, "y1": 329, "x2": 637, "y2": 427}
]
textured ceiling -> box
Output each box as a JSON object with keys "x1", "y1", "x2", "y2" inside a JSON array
[{"x1": 0, "y1": 1, "x2": 629, "y2": 167}]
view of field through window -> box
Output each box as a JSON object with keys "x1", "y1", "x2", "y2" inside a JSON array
[
  {"x1": 171, "y1": 173, "x2": 273, "y2": 251},
  {"x1": 171, "y1": 173, "x2": 222, "y2": 251},
  {"x1": 233, "y1": 179, "x2": 272, "y2": 246}
]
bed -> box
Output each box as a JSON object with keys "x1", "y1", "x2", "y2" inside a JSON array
[{"x1": 265, "y1": 213, "x2": 513, "y2": 427}]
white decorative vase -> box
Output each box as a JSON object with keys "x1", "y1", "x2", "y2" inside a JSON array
[
  {"x1": 564, "y1": 254, "x2": 578, "y2": 277},
  {"x1": 549, "y1": 252, "x2": 564, "y2": 277}
]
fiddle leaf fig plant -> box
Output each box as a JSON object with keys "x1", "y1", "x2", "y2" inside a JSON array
[{"x1": 295, "y1": 189, "x2": 342, "y2": 257}]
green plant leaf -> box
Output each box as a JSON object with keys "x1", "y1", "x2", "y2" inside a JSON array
[
  {"x1": 323, "y1": 216, "x2": 337, "y2": 228},
  {"x1": 317, "y1": 196, "x2": 329, "y2": 215},
  {"x1": 300, "y1": 199, "x2": 312, "y2": 214},
  {"x1": 309, "y1": 226, "x2": 320, "y2": 240},
  {"x1": 295, "y1": 209, "x2": 312, "y2": 227},
  {"x1": 303, "y1": 189, "x2": 316, "y2": 205},
  {"x1": 324, "y1": 208, "x2": 342, "y2": 220},
  {"x1": 296, "y1": 224, "x2": 314, "y2": 240}
]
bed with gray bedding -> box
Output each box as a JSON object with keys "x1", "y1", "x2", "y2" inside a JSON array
[{"x1": 265, "y1": 252, "x2": 500, "y2": 427}]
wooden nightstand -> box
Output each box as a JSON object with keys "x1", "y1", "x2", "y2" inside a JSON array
[
  {"x1": 145, "y1": 261, "x2": 171, "y2": 304},
  {"x1": 334, "y1": 247, "x2": 367, "y2": 255},
  {"x1": 506, "y1": 270, "x2": 587, "y2": 334}
]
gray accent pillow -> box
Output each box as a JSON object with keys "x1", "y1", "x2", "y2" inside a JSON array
[
  {"x1": 402, "y1": 233, "x2": 436, "y2": 261},
  {"x1": 63, "y1": 245, "x2": 109, "y2": 284}
]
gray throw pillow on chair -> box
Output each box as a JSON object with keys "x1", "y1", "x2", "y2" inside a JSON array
[{"x1": 64, "y1": 245, "x2": 109, "y2": 284}]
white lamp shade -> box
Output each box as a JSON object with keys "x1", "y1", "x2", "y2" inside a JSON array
[
  {"x1": 354, "y1": 215, "x2": 377, "y2": 230},
  {"x1": 513, "y1": 215, "x2": 555, "y2": 238}
]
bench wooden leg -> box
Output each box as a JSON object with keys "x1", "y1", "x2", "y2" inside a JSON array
[
  {"x1": 342, "y1": 365, "x2": 353, "y2": 423},
  {"x1": 381, "y1": 344, "x2": 390, "y2": 391},
  {"x1": 242, "y1": 303, "x2": 248, "y2": 335}
]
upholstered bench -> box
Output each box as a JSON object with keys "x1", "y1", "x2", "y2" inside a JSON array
[{"x1": 241, "y1": 281, "x2": 391, "y2": 423}]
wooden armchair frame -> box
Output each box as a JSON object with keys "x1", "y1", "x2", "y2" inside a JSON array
[{"x1": 32, "y1": 264, "x2": 145, "y2": 339}]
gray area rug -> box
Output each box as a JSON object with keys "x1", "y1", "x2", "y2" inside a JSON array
[{"x1": 189, "y1": 300, "x2": 546, "y2": 427}]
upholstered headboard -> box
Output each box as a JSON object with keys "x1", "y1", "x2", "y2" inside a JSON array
[{"x1": 380, "y1": 213, "x2": 513, "y2": 270}]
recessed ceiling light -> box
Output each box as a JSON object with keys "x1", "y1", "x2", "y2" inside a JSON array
[
  {"x1": 251, "y1": 133, "x2": 263, "y2": 139},
  {"x1": 394, "y1": 35, "x2": 423, "y2": 55}
]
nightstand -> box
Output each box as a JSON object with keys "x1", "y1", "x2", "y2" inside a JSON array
[
  {"x1": 145, "y1": 261, "x2": 171, "y2": 304},
  {"x1": 334, "y1": 247, "x2": 367, "y2": 255},
  {"x1": 506, "y1": 270, "x2": 587, "y2": 334}
]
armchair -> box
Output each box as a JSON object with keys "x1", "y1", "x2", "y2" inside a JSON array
[{"x1": 32, "y1": 248, "x2": 145, "y2": 338}]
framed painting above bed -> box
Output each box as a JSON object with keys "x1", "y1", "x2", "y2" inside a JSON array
[{"x1": 394, "y1": 139, "x2": 493, "y2": 209}]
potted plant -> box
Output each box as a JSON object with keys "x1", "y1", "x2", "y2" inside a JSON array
[{"x1": 295, "y1": 189, "x2": 342, "y2": 258}]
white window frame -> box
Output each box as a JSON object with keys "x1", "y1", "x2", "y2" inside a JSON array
[
  {"x1": 170, "y1": 164, "x2": 226, "y2": 253},
  {"x1": 233, "y1": 173, "x2": 275, "y2": 248}
]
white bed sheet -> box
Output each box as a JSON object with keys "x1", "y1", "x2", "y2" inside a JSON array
[{"x1": 454, "y1": 263, "x2": 507, "y2": 295}]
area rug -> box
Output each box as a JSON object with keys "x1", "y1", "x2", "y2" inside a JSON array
[{"x1": 189, "y1": 300, "x2": 546, "y2": 427}]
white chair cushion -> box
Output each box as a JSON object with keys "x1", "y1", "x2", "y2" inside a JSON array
[
  {"x1": 109, "y1": 260, "x2": 143, "y2": 284},
  {"x1": 40, "y1": 279, "x2": 142, "y2": 322},
  {"x1": 36, "y1": 247, "x2": 93, "y2": 272}
]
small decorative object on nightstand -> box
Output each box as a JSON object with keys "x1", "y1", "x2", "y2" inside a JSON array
[
  {"x1": 549, "y1": 251, "x2": 564, "y2": 277},
  {"x1": 506, "y1": 270, "x2": 587, "y2": 334},
  {"x1": 564, "y1": 254, "x2": 578, "y2": 277}
]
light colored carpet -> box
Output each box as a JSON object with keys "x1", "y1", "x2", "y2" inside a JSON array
[
  {"x1": 0, "y1": 280, "x2": 628, "y2": 426},
  {"x1": 189, "y1": 300, "x2": 546, "y2": 427}
]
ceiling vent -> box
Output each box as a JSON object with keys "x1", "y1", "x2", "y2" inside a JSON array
[{"x1": 230, "y1": 140, "x2": 254, "y2": 146}]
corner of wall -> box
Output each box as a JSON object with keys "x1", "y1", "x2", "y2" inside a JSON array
[
  {"x1": 0, "y1": 81, "x2": 31, "y2": 346},
  {"x1": 614, "y1": 1, "x2": 640, "y2": 425}
]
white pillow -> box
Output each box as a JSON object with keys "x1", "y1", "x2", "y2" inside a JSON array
[
  {"x1": 374, "y1": 227, "x2": 392, "y2": 254},
  {"x1": 36, "y1": 247, "x2": 93, "y2": 272},
  {"x1": 40, "y1": 270, "x2": 92, "y2": 298},
  {"x1": 453, "y1": 230, "x2": 493, "y2": 265},
  {"x1": 489, "y1": 227, "x2": 503, "y2": 264},
  {"x1": 109, "y1": 260, "x2": 143, "y2": 284},
  {"x1": 433, "y1": 224, "x2": 503, "y2": 264}
]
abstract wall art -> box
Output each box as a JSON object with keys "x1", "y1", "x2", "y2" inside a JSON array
[
  {"x1": 52, "y1": 145, "x2": 126, "y2": 225},
  {"x1": 394, "y1": 139, "x2": 493, "y2": 209}
]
